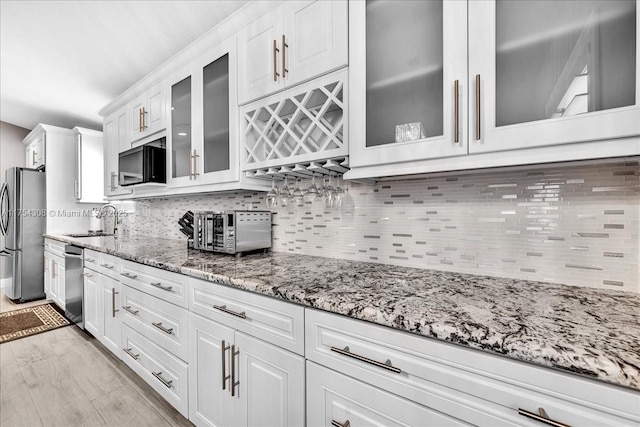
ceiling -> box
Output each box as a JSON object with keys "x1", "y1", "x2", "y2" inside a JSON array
[{"x1": 0, "y1": 0, "x2": 248, "y2": 132}]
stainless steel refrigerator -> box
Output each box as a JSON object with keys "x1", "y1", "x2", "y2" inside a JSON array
[{"x1": 0, "y1": 167, "x2": 46, "y2": 302}]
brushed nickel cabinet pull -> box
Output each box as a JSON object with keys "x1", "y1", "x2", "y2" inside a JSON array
[
  {"x1": 152, "y1": 371, "x2": 173, "y2": 389},
  {"x1": 112, "y1": 288, "x2": 119, "y2": 318},
  {"x1": 192, "y1": 149, "x2": 199, "y2": 178},
  {"x1": 454, "y1": 79, "x2": 460, "y2": 143},
  {"x1": 141, "y1": 107, "x2": 147, "y2": 130},
  {"x1": 330, "y1": 346, "x2": 401, "y2": 374},
  {"x1": 101, "y1": 263, "x2": 114, "y2": 269},
  {"x1": 122, "y1": 306, "x2": 139, "y2": 315},
  {"x1": 518, "y1": 408, "x2": 570, "y2": 427},
  {"x1": 213, "y1": 304, "x2": 246, "y2": 319},
  {"x1": 32, "y1": 150, "x2": 37, "y2": 165},
  {"x1": 475, "y1": 74, "x2": 481, "y2": 140},
  {"x1": 85, "y1": 257, "x2": 95, "y2": 263},
  {"x1": 150, "y1": 282, "x2": 172, "y2": 292},
  {"x1": 110, "y1": 171, "x2": 117, "y2": 191},
  {"x1": 139, "y1": 108, "x2": 143, "y2": 132},
  {"x1": 124, "y1": 348, "x2": 139, "y2": 360},
  {"x1": 331, "y1": 420, "x2": 351, "y2": 427},
  {"x1": 282, "y1": 34, "x2": 288, "y2": 78},
  {"x1": 231, "y1": 344, "x2": 239, "y2": 397},
  {"x1": 121, "y1": 272, "x2": 138, "y2": 279},
  {"x1": 221, "y1": 340, "x2": 230, "y2": 390},
  {"x1": 152, "y1": 322, "x2": 173, "y2": 335},
  {"x1": 81, "y1": 272, "x2": 93, "y2": 278},
  {"x1": 273, "y1": 39, "x2": 280, "y2": 81}
]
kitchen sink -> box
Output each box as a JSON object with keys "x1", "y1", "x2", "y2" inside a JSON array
[{"x1": 66, "y1": 232, "x2": 114, "y2": 238}]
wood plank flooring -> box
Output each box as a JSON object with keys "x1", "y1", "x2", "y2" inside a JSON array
[{"x1": 0, "y1": 304, "x2": 193, "y2": 427}]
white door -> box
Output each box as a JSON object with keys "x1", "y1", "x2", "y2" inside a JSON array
[
  {"x1": 468, "y1": 0, "x2": 640, "y2": 153},
  {"x1": 83, "y1": 269, "x2": 102, "y2": 338},
  {"x1": 193, "y1": 35, "x2": 239, "y2": 186},
  {"x1": 56, "y1": 259, "x2": 66, "y2": 310},
  {"x1": 101, "y1": 276, "x2": 121, "y2": 358},
  {"x1": 283, "y1": 0, "x2": 348, "y2": 88},
  {"x1": 234, "y1": 332, "x2": 305, "y2": 427},
  {"x1": 167, "y1": 66, "x2": 196, "y2": 187},
  {"x1": 146, "y1": 83, "x2": 165, "y2": 136},
  {"x1": 43, "y1": 252, "x2": 51, "y2": 299},
  {"x1": 348, "y1": 0, "x2": 468, "y2": 170},
  {"x1": 306, "y1": 361, "x2": 468, "y2": 427},
  {"x1": 104, "y1": 108, "x2": 131, "y2": 197},
  {"x1": 188, "y1": 313, "x2": 236, "y2": 427},
  {"x1": 237, "y1": 5, "x2": 284, "y2": 105}
]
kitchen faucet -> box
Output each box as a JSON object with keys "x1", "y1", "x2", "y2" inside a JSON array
[{"x1": 97, "y1": 203, "x2": 119, "y2": 237}]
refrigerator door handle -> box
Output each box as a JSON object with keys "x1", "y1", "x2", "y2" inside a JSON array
[
  {"x1": 0, "y1": 250, "x2": 11, "y2": 256},
  {"x1": 0, "y1": 182, "x2": 8, "y2": 235}
]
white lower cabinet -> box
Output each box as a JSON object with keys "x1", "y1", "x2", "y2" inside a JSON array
[
  {"x1": 101, "y1": 276, "x2": 122, "y2": 358},
  {"x1": 307, "y1": 361, "x2": 467, "y2": 427},
  {"x1": 122, "y1": 324, "x2": 189, "y2": 417},
  {"x1": 45, "y1": 252, "x2": 65, "y2": 310},
  {"x1": 188, "y1": 312, "x2": 305, "y2": 427},
  {"x1": 82, "y1": 268, "x2": 102, "y2": 338}
]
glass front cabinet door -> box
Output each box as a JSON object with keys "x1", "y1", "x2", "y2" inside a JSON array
[
  {"x1": 349, "y1": 0, "x2": 468, "y2": 170},
  {"x1": 168, "y1": 35, "x2": 238, "y2": 187},
  {"x1": 469, "y1": 0, "x2": 640, "y2": 153}
]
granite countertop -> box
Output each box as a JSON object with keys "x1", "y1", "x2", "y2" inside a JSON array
[{"x1": 46, "y1": 234, "x2": 640, "y2": 390}]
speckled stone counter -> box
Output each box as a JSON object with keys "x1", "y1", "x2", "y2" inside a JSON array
[{"x1": 46, "y1": 234, "x2": 640, "y2": 390}]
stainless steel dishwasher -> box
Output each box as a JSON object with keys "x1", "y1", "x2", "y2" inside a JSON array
[{"x1": 64, "y1": 244, "x2": 84, "y2": 329}]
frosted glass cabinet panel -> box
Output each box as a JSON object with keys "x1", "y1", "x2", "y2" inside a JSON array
[
  {"x1": 366, "y1": 0, "x2": 443, "y2": 147},
  {"x1": 469, "y1": 0, "x2": 640, "y2": 153},
  {"x1": 349, "y1": 0, "x2": 468, "y2": 169},
  {"x1": 203, "y1": 54, "x2": 230, "y2": 174},
  {"x1": 171, "y1": 75, "x2": 192, "y2": 179}
]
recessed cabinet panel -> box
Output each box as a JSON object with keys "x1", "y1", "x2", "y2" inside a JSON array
[
  {"x1": 365, "y1": 0, "x2": 443, "y2": 147},
  {"x1": 203, "y1": 54, "x2": 230, "y2": 174},
  {"x1": 495, "y1": 0, "x2": 636, "y2": 127},
  {"x1": 171, "y1": 76, "x2": 192, "y2": 179}
]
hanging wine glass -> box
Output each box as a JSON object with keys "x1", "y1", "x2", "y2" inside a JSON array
[
  {"x1": 333, "y1": 174, "x2": 345, "y2": 209},
  {"x1": 291, "y1": 178, "x2": 304, "y2": 208},
  {"x1": 303, "y1": 174, "x2": 319, "y2": 203},
  {"x1": 322, "y1": 174, "x2": 335, "y2": 210},
  {"x1": 278, "y1": 176, "x2": 292, "y2": 208},
  {"x1": 265, "y1": 177, "x2": 279, "y2": 209}
]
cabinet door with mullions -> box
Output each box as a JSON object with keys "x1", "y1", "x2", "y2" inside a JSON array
[
  {"x1": 469, "y1": 0, "x2": 640, "y2": 153},
  {"x1": 349, "y1": 0, "x2": 468, "y2": 169}
]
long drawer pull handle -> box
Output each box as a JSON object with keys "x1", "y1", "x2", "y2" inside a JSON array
[
  {"x1": 101, "y1": 263, "x2": 115, "y2": 269},
  {"x1": 518, "y1": 408, "x2": 570, "y2": 427},
  {"x1": 222, "y1": 340, "x2": 230, "y2": 390},
  {"x1": 330, "y1": 346, "x2": 401, "y2": 374},
  {"x1": 152, "y1": 371, "x2": 173, "y2": 389},
  {"x1": 331, "y1": 420, "x2": 351, "y2": 427},
  {"x1": 122, "y1": 306, "x2": 139, "y2": 315},
  {"x1": 231, "y1": 344, "x2": 239, "y2": 397},
  {"x1": 121, "y1": 272, "x2": 138, "y2": 279},
  {"x1": 213, "y1": 304, "x2": 246, "y2": 319},
  {"x1": 124, "y1": 348, "x2": 139, "y2": 360},
  {"x1": 150, "y1": 282, "x2": 172, "y2": 292},
  {"x1": 152, "y1": 322, "x2": 173, "y2": 335}
]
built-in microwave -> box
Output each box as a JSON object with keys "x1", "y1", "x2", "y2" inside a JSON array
[{"x1": 118, "y1": 138, "x2": 166, "y2": 186}]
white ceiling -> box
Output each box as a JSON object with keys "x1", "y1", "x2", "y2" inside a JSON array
[{"x1": 0, "y1": 0, "x2": 248, "y2": 132}]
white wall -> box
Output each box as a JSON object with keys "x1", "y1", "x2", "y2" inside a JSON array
[{"x1": 0, "y1": 121, "x2": 30, "y2": 280}]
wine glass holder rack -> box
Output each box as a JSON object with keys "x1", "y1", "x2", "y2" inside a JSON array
[{"x1": 241, "y1": 69, "x2": 348, "y2": 179}]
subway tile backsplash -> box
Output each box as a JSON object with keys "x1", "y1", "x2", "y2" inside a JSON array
[{"x1": 122, "y1": 160, "x2": 639, "y2": 293}]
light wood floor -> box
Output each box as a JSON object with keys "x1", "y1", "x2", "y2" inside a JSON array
[{"x1": 0, "y1": 296, "x2": 193, "y2": 427}]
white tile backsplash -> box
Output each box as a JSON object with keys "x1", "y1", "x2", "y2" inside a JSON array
[{"x1": 122, "y1": 159, "x2": 639, "y2": 293}]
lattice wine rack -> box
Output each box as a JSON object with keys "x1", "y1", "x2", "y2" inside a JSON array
[{"x1": 241, "y1": 69, "x2": 348, "y2": 179}]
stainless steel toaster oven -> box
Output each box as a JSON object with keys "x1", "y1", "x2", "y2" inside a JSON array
[{"x1": 193, "y1": 210, "x2": 272, "y2": 255}]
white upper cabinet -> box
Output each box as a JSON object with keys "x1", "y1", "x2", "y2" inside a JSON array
[
  {"x1": 468, "y1": 0, "x2": 640, "y2": 153},
  {"x1": 129, "y1": 82, "x2": 166, "y2": 144},
  {"x1": 104, "y1": 107, "x2": 133, "y2": 197},
  {"x1": 349, "y1": 0, "x2": 468, "y2": 170},
  {"x1": 237, "y1": 0, "x2": 348, "y2": 105},
  {"x1": 72, "y1": 127, "x2": 104, "y2": 203},
  {"x1": 25, "y1": 134, "x2": 45, "y2": 169},
  {"x1": 168, "y1": 35, "x2": 239, "y2": 188}
]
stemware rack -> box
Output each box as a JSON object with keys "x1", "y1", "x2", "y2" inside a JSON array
[{"x1": 244, "y1": 156, "x2": 349, "y2": 181}]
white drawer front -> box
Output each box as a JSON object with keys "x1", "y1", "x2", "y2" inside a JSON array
[
  {"x1": 305, "y1": 309, "x2": 640, "y2": 427},
  {"x1": 121, "y1": 285, "x2": 188, "y2": 361},
  {"x1": 83, "y1": 249, "x2": 101, "y2": 272},
  {"x1": 121, "y1": 324, "x2": 188, "y2": 417},
  {"x1": 97, "y1": 253, "x2": 121, "y2": 280},
  {"x1": 120, "y1": 260, "x2": 187, "y2": 308},
  {"x1": 45, "y1": 239, "x2": 66, "y2": 258},
  {"x1": 188, "y1": 277, "x2": 304, "y2": 356},
  {"x1": 307, "y1": 361, "x2": 469, "y2": 427}
]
